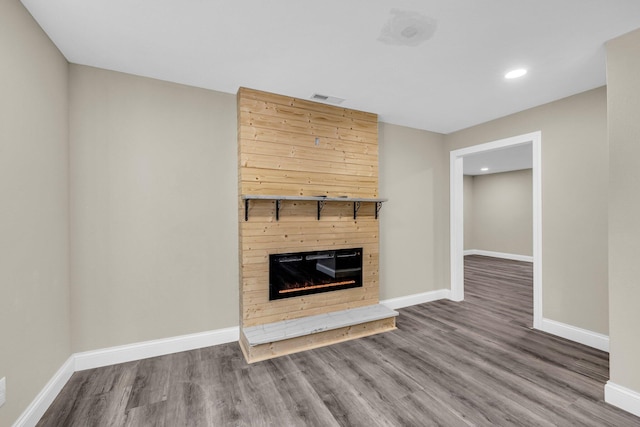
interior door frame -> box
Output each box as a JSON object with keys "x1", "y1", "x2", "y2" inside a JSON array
[{"x1": 449, "y1": 131, "x2": 542, "y2": 329}]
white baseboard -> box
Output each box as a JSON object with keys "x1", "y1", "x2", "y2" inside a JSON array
[
  {"x1": 12, "y1": 356, "x2": 75, "y2": 427},
  {"x1": 75, "y1": 326, "x2": 239, "y2": 371},
  {"x1": 381, "y1": 289, "x2": 451, "y2": 310},
  {"x1": 605, "y1": 381, "x2": 640, "y2": 417},
  {"x1": 540, "y1": 318, "x2": 609, "y2": 352},
  {"x1": 464, "y1": 249, "x2": 533, "y2": 263},
  {"x1": 15, "y1": 326, "x2": 239, "y2": 426}
]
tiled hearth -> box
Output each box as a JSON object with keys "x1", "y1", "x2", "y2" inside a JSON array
[
  {"x1": 239, "y1": 304, "x2": 398, "y2": 363},
  {"x1": 244, "y1": 304, "x2": 398, "y2": 346}
]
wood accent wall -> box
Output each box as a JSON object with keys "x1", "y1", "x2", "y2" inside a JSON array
[{"x1": 238, "y1": 87, "x2": 380, "y2": 329}]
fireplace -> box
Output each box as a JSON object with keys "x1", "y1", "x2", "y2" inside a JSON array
[{"x1": 269, "y1": 248, "x2": 363, "y2": 300}]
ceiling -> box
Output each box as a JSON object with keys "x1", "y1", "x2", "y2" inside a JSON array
[
  {"x1": 21, "y1": 0, "x2": 640, "y2": 134},
  {"x1": 463, "y1": 143, "x2": 532, "y2": 176}
]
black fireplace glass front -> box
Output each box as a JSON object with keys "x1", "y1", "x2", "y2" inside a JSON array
[{"x1": 269, "y1": 248, "x2": 363, "y2": 300}]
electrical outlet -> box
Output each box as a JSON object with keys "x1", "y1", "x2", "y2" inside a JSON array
[{"x1": 0, "y1": 377, "x2": 5, "y2": 407}]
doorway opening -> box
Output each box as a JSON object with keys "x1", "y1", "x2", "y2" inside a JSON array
[{"x1": 450, "y1": 131, "x2": 542, "y2": 329}]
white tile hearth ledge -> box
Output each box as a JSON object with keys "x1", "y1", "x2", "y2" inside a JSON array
[{"x1": 243, "y1": 304, "x2": 399, "y2": 346}]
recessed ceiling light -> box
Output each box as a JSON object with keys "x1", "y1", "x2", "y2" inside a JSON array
[
  {"x1": 481, "y1": 167, "x2": 489, "y2": 172},
  {"x1": 505, "y1": 68, "x2": 527, "y2": 79}
]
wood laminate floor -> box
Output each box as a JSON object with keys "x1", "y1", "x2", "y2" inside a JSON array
[{"x1": 38, "y1": 255, "x2": 640, "y2": 426}]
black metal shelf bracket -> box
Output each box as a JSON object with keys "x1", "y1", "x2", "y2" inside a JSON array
[
  {"x1": 242, "y1": 195, "x2": 387, "y2": 221},
  {"x1": 353, "y1": 201, "x2": 361, "y2": 220},
  {"x1": 275, "y1": 199, "x2": 282, "y2": 221},
  {"x1": 317, "y1": 200, "x2": 325, "y2": 220},
  {"x1": 375, "y1": 201, "x2": 383, "y2": 219}
]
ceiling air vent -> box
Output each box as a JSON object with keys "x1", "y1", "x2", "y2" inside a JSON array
[{"x1": 310, "y1": 93, "x2": 345, "y2": 105}]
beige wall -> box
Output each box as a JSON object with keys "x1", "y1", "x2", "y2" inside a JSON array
[
  {"x1": 69, "y1": 65, "x2": 238, "y2": 352},
  {"x1": 465, "y1": 170, "x2": 533, "y2": 256},
  {"x1": 66, "y1": 68, "x2": 453, "y2": 351},
  {"x1": 2, "y1": 3, "x2": 622, "y2": 419},
  {"x1": 447, "y1": 87, "x2": 609, "y2": 334},
  {"x1": 66, "y1": 66, "x2": 453, "y2": 351},
  {"x1": 607, "y1": 28, "x2": 640, "y2": 395},
  {"x1": 379, "y1": 123, "x2": 449, "y2": 299},
  {"x1": 0, "y1": 1, "x2": 70, "y2": 424}
]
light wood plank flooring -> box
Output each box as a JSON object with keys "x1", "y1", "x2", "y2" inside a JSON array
[{"x1": 37, "y1": 255, "x2": 640, "y2": 426}]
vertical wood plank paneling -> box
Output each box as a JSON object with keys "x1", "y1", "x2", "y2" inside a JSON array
[{"x1": 238, "y1": 87, "x2": 380, "y2": 329}]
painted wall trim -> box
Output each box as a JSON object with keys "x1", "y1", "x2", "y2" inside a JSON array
[
  {"x1": 75, "y1": 326, "x2": 240, "y2": 371},
  {"x1": 12, "y1": 356, "x2": 75, "y2": 427},
  {"x1": 14, "y1": 287, "x2": 452, "y2": 425},
  {"x1": 13, "y1": 287, "x2": 454, "y2": 426},
  {"x1": 450, "y1": 154, "x2": 465, "y2": 302},
  {"x1": 450, "y1": 131, "x2": 542, "y2": 328},
  {"x1": 381, "y1": 289, "x2": 452, "y2": 310},
  {"x1": 605, "y1": 381, "x2": 640, "y2": 418},
  {"x1": 540, "y1": 318, "x2": 609, "y2": 352},
  {"x1": 14, "y1": 326, "x2": 239, "y2": 426},
  {"x1": 463, "y1": 249, "x2": 533, "y2": 263}
]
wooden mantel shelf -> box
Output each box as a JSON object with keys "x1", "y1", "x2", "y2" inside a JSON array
[{"x1": 242, "y1": 195, "x2": 388, "y2": 221}]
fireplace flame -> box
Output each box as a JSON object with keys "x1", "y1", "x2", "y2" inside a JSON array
[{"x1": 278, "y1": 280, "x2": 356, "y2": 294}]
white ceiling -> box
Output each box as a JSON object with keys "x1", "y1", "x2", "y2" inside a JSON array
[
  {"x1": 21, "y1": 0, "x2": 640, "y2": 134},
  {"x1": 463, "y1": 143, "x2": 532, "y2": 176}
]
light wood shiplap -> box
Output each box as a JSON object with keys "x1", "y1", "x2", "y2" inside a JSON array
[
  {"x1": 240, "y1": 317, "x2": 397, "y2": 364},
  {"x1": 238, "y1": 88, "x2": 378, "y2": 199},
  {"x1": 238, "y1": 87, "x2": 387, "y2": 361}
]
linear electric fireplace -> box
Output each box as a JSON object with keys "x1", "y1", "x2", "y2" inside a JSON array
[{"x1": 269, "y1": 248, "x2": 363, "y2": 300}]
